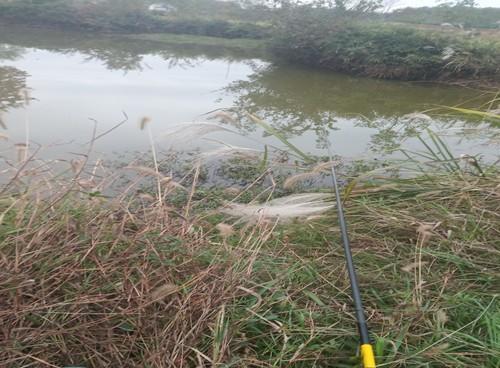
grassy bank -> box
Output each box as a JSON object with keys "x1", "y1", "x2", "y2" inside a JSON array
[
  {"x1": 271, "y1": 11, "x2": 500, "y2": 82},
  {"x1": 1, "y1": 126, "x2": 498, "y2": 367}
]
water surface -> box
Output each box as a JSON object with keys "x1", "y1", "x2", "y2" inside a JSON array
[{"x1": 1, "y1": 26, "x2": 498, "y2": 164}]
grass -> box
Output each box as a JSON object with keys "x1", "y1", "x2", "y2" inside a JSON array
[
  {"x1": 271, "y1": 19, "x2": 500, "y2": 82},
  {"x1": 243, "y1": 176, "x2": 499, "y2": 367},
  {"x1": 0, "y1": 119, "x2": 498, "y2": 367}
]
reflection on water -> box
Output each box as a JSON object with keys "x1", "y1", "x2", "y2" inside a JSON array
[
  {"x1": 0, "y1": 25, "x2": 264, "y2": 159},
  {"x1": 0, "y1": 24, "x2": 262, "y2": 72},
  {"x1": 227, "y1": 64, "x2": 481, "y2": 121},
  {"x1": 0, "y1": 44, "x2": 25, "y2": 61},
  {"x1": 224, "y1": 64, "x2": 496, "y2": 153},
  {"x1": 0, "y1": 66, "x2": 27, "y2": 111},
  {"x1": 0, "y1": 25, "x2": 498, "y2": 162}
]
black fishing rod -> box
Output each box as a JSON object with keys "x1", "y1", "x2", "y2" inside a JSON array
[{"x1": 327, "y1": 144, "x2": 376, "y2": 368}]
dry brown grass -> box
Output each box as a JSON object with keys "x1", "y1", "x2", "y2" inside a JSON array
[
  {"x1": 0, "y1": 154, "x2": 268, "y2": 367},
  {"x1": 0, "y1": 136, "x2": 498, "y2": 367}
]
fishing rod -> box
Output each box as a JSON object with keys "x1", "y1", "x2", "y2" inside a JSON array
[{"x1": 327, "y1": 142, "x2": 376, "y2": 368}]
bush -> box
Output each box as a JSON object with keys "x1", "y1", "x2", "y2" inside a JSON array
[{"x1": 270, "y1": 9, "x2": 500, "y2": 81}]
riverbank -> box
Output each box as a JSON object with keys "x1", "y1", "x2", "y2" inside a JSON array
[
  {"x1": 271, "y1": 16, "x2": 500, "y2": 82},
  {"x1": 1, "y1": 131, "x2": 499, "y2": 367}
]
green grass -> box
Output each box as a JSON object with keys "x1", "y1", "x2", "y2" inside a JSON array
[
  {"x1": 0, "y1": 131, "x2": 498, "y2": 366},
  {"x1": 271, "y1": 18, "x2": 500, "y2": 82}
]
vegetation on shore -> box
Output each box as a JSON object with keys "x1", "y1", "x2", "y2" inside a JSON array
[
  {"x1": 271, "y1": 9, "x2": 500, "y2": 81},
  {"x1": 1, "y1": 109, "x2": 499, "y2": 366},
  {"x1": 0, "y1": 0, "x2": 271, "y2": 39}
]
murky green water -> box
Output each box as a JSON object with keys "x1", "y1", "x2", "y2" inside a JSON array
[{"x1": 1, "y1": 25, "x2": 498, "y2": 163}]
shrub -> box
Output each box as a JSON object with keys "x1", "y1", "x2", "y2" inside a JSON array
[{"x1": 270, "y1": 10, "x2": 500, "y2": 81}]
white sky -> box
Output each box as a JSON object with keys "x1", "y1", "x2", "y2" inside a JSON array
[{"x1": 394, "y1": 0, "x2": 500, "y2": 8}]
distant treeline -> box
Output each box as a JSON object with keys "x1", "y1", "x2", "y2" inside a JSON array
[{"x1": 0, "y1": 0, "x2": 271, "y2": 39}]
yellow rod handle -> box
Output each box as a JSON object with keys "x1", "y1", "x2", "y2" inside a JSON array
[{"x1": 361, "y1": 344, "x2": 376, "y2": 368}]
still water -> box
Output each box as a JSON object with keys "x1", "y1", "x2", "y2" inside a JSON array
[{"x1": 1, "y1": 26, "x2": 498, "y2": 164}]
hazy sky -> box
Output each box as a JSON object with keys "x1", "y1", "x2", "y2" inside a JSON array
[{"x1": 394, "y1": 0, "x2": 500, "y2": 8}]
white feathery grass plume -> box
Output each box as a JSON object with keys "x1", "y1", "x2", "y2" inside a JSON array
[
  {"x1": 124, "y1": 165, "x2": 163, "y2": 178},
  {"x1": 160, "y1": 122, "x2": 236, "y2": 142},
  {"x1": 210, "y1": 111, "x2": 237, "y2": 125},
  {"x1": 124, "y1": 166, "x2": 186, "y2": 191},
  {"x1": 216, "y1": 223, "x2": 235, "y2": 238},
  {"x1": 284, "y1": 160, "x2": 340, "y2": 190},
  {"x1": 160, "y1": 176, "x2": 187, "y2": 191},
  {"x1": 220, "y1": 193, "x2": 334, "y2": 222},
  {"x1": 199, "y1": 145, "x2": 261, "y2": 161}
]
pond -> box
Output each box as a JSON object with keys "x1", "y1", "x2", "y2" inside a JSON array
[{"x1": 1, "y1": 25, "x2": 498, "y2": 166}]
